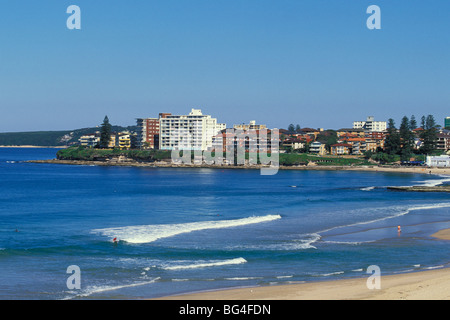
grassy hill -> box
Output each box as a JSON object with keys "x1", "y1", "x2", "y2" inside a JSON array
[{"x1": 0, "y1": 126, "x2": 138, "y2": 147}]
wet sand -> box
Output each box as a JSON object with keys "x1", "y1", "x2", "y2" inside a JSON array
[{"x1": 155, "y1": 230, "x2": 450, "y2": 300}]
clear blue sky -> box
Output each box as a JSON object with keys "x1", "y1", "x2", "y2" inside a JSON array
[{"x1": 1, "y1": 0, "x2": 449, "y2": 132}]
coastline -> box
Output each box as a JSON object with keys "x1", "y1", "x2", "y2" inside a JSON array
[
  {"x1": 26, "y1": 159, "x2": 450, "y2": 175},
  {"x1": 155, "y1": 267, "x2": 450, "y2": 300},
  {"x1": 153, "y1": 229, "x2": 450, "y2": 300},
  {"x1": 0, "y1": 145, "x2": 64, "y2": 148},
  {"x1": 29, "y1": 158, "x2": 450, "y2": 300}
]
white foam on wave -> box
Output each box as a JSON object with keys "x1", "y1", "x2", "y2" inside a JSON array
[
  {"x1": 224, "y1": 276, "x2": 263, "y2": 281},
  {"x1": 360, "y1": 186, "x2": 376, "y2": 191},
  {"x1": 322, "y1": 240, "x2": 375, "y2": 245},
  {"x1": 319, "y1": 271, "x2": 344, "y2": 277},
  {"x1": 227, "y1": 233, "x2": 320, "y2": 251},
  {"x1": 422, "y1": 265, "x2": 444, "y2": 270},
  {"x1": 276, "y1": 275, "x2": 293, "y2": 279},
  {"x1": 92, "y1": 214, "x2": 281, "y2": 244},
  {"x1": 319, "y1": 202, "x2": 450, "y2": 235},
  {"x1": 161, "y1": 257, "x2": 247, "y2": 271},
  {"x1": 63, "y1": 277, "x2": 160, "y2": 299},
  {"x1": 418, "y1": 175, "x2": 450, "y2": 187}
]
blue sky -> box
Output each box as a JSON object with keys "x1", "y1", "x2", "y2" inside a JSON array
[{"x1": 1, "y1": 0, "x2": 449, "y2": 132}]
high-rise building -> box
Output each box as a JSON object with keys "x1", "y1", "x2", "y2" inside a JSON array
[
  {"x1": 233, "y1": 120, "x2": 267, "y2": 131},
  {"x1": 159, "y1": 109, "x2": 226, "y2": 151},
  {"x1": 136, "y1": 113, "x2": 171, "y2": 149},
  {"x1": 353, "y1": 116, "x2": 387, "y2": 132},
  {"x1": 444, "y1": 117, "x2": 450, "y2": 129}
]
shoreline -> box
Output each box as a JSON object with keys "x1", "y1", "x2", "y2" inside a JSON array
[
  {"x1": 29, "y1": 158, "x2": 450, "y2": 300},
  {"x1": 154, "y1": 267, "x2": 450, "y2": 300},
  {"x1": 27, "y1": 159, "x2": 450, "y2": 175},
  {"x1": 0, "y1": 145, "x2": 64, "y2": 148},
  {"x1": 152, "y1": 232, "x2": 450, "y2": 301}
]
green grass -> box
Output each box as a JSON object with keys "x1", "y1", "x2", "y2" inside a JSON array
[
  {"x1": 279, "y1": 153, "x2": 372, "y2": 166},
  {"x1": 56, "y1": 146, "x2": 172, "y2": 161},
  {"x1": 57, "y1": 147, "x2": 374, "y2": 166}
]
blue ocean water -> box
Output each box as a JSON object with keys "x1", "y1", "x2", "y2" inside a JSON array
[{"x1": 0, "y1": 148, "x2": 449, "y2": 300}]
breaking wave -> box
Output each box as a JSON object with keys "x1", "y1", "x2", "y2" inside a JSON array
[
  {"x1": 92, "y1": 214, "x2": 281, "y2": 244},
  {"x1": 161, "y1": 258, "x2": 247, "y2": 271}
]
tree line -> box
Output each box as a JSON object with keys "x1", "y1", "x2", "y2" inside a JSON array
[{"x1": 382, "y1": 114, "x2": 439, "y2": 161}]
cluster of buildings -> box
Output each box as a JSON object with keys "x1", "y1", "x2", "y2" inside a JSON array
[
  {"x1": 78, "y1": 112, "x2": 450, "y2": 162},
  {"x1": 135, "y1": 109, "x2": 277, "y2": 154},
  {"x1": 79, "y1": 131, "x2": 135, "y2": 149},
  {"x1": 281, "y1": 116, "x2": 388, "y2": 156},
  {"x1": 136, "y1": 109, "x2": 227, "y2": 151}
]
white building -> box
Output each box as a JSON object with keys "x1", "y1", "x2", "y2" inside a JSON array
[
  {"x1": 79, "y1": 133, "x2": 100, "y2": 147},
  {"x1": 426, "y1": 155, "x2": 450, "y2": 167},
  {"x1": 159, "y1": 109, "x2": 226, "y2": 151},
  {"x1": 353, "y1": 116, "x2": 387, "y2": 132},
  {"x1": 309, "y1": 141, "x2": 326, "y2": 155}
]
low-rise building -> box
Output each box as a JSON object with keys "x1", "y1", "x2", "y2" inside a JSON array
[
  {"x1": 337, "y1": 128, "x2": 365, "y2": 138},
  {"x1": 339, "y1": 137, "x2": 366, "y2": 155},
  {"x1": 353, "y1": 116, "x2": 387, "y2": 132},
  {"x1": 310, "y1": 141, "x2": 326, "y2": 155},
  {"x1": 331, "y1": 143, "x2": 352, "y2": 155},
  {"x1": 426, "y1": 155, "x2": 450, "y2": 167},
  {"x1": 281, "y1": 138, "x2": 305, "y2": 151},
  {"x1": 437, "y1": 132, "x2": 450, "y2": 151},
  {"x1": 79, "y1": 133, "x2": 100, "y2": 147},
  {"x1": 118, "y1": 132, "x2": 131, "y2": 149},
  {"x1": 212, "y1": 128, "x2": 278, "y2": 154}
]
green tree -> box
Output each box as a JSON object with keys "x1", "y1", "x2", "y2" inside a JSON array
[
  {"x1": 287, "y1": 124, "x2": 295, "y2": 133},
  {"x1": 421, "y1": 115, "x2": 426, "y2": 129},
  {"x1": 384, "y1": 118, "x2": 401, "y2": 155},
  {"x1": 99, "y1": 116, "x2": 112, "y2": 148},
  {"x1": 409, "y1": 115, "x2": 417, "y2": 130},
  {"x1": 420, "y1": 114, "x2": 438, "y2": 154},
  {"x1": 399, "y1": 116, "x2": 414, "y2": 161},
  {"x1": 316, "y1": 130, "x2": 338, "y2": 152},
  {"x1": 295, "y1": 124, "x2": 301, "y2": 133}
]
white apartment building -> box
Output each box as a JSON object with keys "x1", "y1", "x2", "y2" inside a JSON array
[
  {"x1": 159, "y1": 109, "x2": 226, "y2": 151},
  {"x1": 79, "y1": 134, "x2": 100, "y2": 147},
  {"x1": 426, "y1": 155, "x2": 450, "y2": 167},
  {"x1": 353, "y1": 116, "x2": 387, "y2": 132}
]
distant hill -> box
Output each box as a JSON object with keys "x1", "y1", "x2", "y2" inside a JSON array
[{"x1": 0, "y1": 125, "x2": 138, "y2": 147}]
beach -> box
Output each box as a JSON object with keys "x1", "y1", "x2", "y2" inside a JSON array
[
  {"x1": 155, "y1": 267, "x2": 450, "y2": 300},
  {"x1": 155, "y1": 229, "x2": 450, "y2": 300}
]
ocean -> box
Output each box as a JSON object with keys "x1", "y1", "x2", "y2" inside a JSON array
[{"x1": 0, "y1": 148, "x2": 449, "y2": 300}]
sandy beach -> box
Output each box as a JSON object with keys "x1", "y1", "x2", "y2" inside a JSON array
[
  {"x1": 156, "y1": 267, "x2": 450, "y2": 300},
  {"x1": 155, "y1": 230, "x2": 450, "y2": 300}
]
